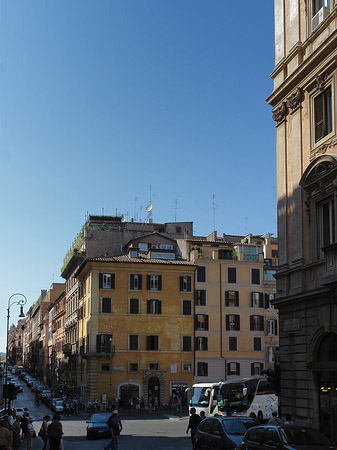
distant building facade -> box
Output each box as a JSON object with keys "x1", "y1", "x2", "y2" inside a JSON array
[{"x1": 178, "y1": 232, "x2": 278, "y2": 382}]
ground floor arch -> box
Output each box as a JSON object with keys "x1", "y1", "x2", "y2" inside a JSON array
[
  {"x1": 312, "y1": 331, "x2": 337, "y2": 442},
  {"x1": 117, "y1": 382, "x2": 142, "y2": 408}
]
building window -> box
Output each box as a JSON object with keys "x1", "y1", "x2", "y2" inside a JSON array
[
  {"x1": 267, "y1": 319, "x2": 278, "y2": 336},
  {"x1": 227, "y1": 362, "x2": 240, "y2": 376},
  {"x1": 228, "y1": 336, "x2": 238, "y2": 351},
  {"x1": 147, "y1": 275, "x2": 162, "y2": 291},
  {"x1": 182, "y1": 300, "x2": 192, "y2": 315},
  {"x1": 129, "y1": 298, "x2": 139, "y2": 314},
  {"x1": 225, "y1": 290, "x2": 239, "y2": 307},
  {"x1": 147, "y1": 299, "x2": 161, "y2": 314},
  {"x1": 149, "y1": 362, "x2": 159, "y2": 370},
  {"x1": 196, "y1": 314, "x2": 209, "y2": 331},
  {"x1": 264, "y1": 270, "x2": 276, "y2": 282},
  {"x1": 268, "y1": 346, "x2": 275, "y2": 363},
  {"x1": 251, "y1": 292, "x2": 264, "y2": 308},
  {"x1": 313, "y1": 0, "x2": 330, "y2": 15},
  {"x1": 196, "y1": 336, "x2": 208, "y2": 351},
  {"x1": 197, "y1": 362, "x2": 208, "y2": 376},
  {"x1": 265, "y1": 293, "x2": 275, "y2": 309},
  {"x1": 139, "y1": 243, "x2": 148, "y2": 251},
  {"x1": 253, "y1": 336, "x2": 262, "y2": 351},
  {"x1": 146, "y1": 335, "x2": 159, "y2": 351},
  {"x1": 101, "y1": 297, "x2": 112, "y2": 314},
  {"x1": 250, "y1": 315, "x2": 264, "y2": 331},
  {"x1": 180, "y1": 276, "x2": 192, "y2": 292},
  {"x1": 251, "y1": 362, "x2": 264, "y2": 375},
  {"x1": 99, "y1": 273, "x2": 115, "y2": 289},
  {"x1": 183, "y1": 362, "x2": 193, "y2": 372},
  {"x1": 182, "y1": 336, "x2": 192, "y2": 352},
  {"x1": 251, "y1": 268, "x2": 260, "y2": 285},
  {"x1": 196, "y1": 290, "x2": 206, "y2": 306},
  {"x1": 226, "y1": 314, "x2": 240, "y2": 331},
  {"x1": 129, "y1": 335, "x2": 139, "y2": 350},
  {"x1": 128, "y1": 362, "x2": 139, "y2": 373},
  {"x1": 101, "y1": 363, "x2": 110, "y2": 372},
  {"x1": 318, "y1": 196, "x2": 335, "y2": 249},
  {"x1": 197, "y1": 266, "x2": 206, "y2": 282},
  {"x1": 228, "y1": 267, "x2": 237, "y2": 283},
  {"x1": 159, "y1": 244, "x2": 173, "y2": 250},
  {"x1": 96, "y1": 334, "x2": 112, "y2": 354},
  {"x1": 314, "y1": 86, "x2": 332, "y2": 143},
  {"x1": 130, "y1": 274, "x2": 142, "y2": 290}
]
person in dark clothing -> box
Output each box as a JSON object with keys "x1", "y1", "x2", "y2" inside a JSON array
[
  {"x1": 186, "y1": 408, "x2": 201, "y2": 450},
  {"x1": 21, "y1": 413, "x2": 28, "y2": 438},
  {"x1": 104, "y1": 412, "x2": 120, "y2": 450},
  {"x1": 47, "y1": 414, "x2": 63, "y2": 450}
]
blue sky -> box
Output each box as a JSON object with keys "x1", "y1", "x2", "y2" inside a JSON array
[{"x1": 0, "y1": 1, "x2": 275, "y2": 351}]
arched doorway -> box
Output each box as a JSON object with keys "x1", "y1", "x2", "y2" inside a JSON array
[
  {"x1": 119, "y1": 384, "x2": 140, "y2": 408},
  {"x1": 316, "y1": 333, "x2": 337, "y2": 442},
  {"x1": 148, "y1": 376, "x2": 160, "y2": 410}
]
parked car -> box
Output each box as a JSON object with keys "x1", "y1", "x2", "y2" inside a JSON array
[
  {"x1": 194, "y1": 415, "x2": 259, "y2": 450},
  {"x1": 14, "y1": 407, "x2": 30, "y2": 416},
  {"x1": 86, "y1": 412, "x2": 111, "y2": 439},
  {"x1": 237, "y1": 424, "x2": 337, "y2": 450},
  {"x1": 53, "y1": 400, "x2": 64, "y2": 413}
]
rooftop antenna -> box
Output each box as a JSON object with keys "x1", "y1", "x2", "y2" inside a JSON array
[
  {"x1": 134, "y1": 197, "x2": 138, "y2": 221},
  {"x1": 146, "y1": 185, "x2": 153, "y2": 222},
  {"x1": 102, "y1": 207, "x2": 104, "y2": 216},
  {"x1": 212, "y1": 194, "x2": 217, "y2": 231},
  {"x1": 175, "y1": 199, "x2": 178, "y2": 222}
]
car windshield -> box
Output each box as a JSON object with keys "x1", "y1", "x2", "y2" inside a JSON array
[
  {"x1": 91, "y1": 414, "x2": 109, "y2": 423},
  {"x1": 281, "y1": 427, "x2": 332, "y2": 445},
  {"x1": 222, "y1": 419, "x2": 257, "y2": 435}
]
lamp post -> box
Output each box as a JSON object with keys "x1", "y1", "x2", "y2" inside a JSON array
[
  {"x1": 5, "y1": 293, "x2": 27, "y2": 410},
  {"x1": 109, "y1": 329, "x2": 113, "y2": 405}
]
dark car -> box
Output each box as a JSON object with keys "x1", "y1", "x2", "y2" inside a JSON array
[
  {"x1": 86, "y1": 412, "x2": 111, "y2": 439},
  {"x1": 194, "y1": 416, "x2": 259, "y2": 450},
  {"x1": 238, "y1": 424, "x2": 337, "y2": 450}
]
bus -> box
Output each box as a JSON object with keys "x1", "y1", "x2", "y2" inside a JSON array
[
  {"x1": 217, "y1": 378, "x2": 278, "y2": 422},
  {"x1": 187, "y1": 382, "x2": 222, "y2": 416}
]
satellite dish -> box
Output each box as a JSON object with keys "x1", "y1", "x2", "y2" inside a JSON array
[{"x1": 146, "y1": 204, "x2": 153, "y2": 212}]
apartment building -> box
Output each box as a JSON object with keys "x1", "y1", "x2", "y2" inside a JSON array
[
  {"x1": 268, "y1": 0, "x2": 337, "y2": 438},
  {"x1": 178, "y1": 232, "x2": 278, "y2": 382},
  {"x1": 74, "y1": 233, "x2": 195, "y2": 408}
]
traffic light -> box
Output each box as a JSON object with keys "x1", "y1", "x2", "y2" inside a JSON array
[
  {"x1": 3, "y1": 383, "x2": 18, "y2": 400},
  {"x1": 261, "y1": 366, "x2": 281, "y2": 396}
]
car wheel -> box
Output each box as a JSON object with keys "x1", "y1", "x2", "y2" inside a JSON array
[{"x1": 257, "y1": 411, "x2": 263, "y2": 423}]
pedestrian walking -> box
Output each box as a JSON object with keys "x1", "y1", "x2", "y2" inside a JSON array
[
  {"x1": 26, "y1": 419, "x2": 35, "y2": 450},
  {"x1": 12, "y1": 415, "x2": 21, "y2": 450},
  {"x1": 38, "y1": 415, "x2": 50, "y2": 450},
  {"x1": 104, "y1": 412, "x2": 120, "y2": 450},
  {"x1": 267, "y1": 411, "x2": 283, "y2": 425},
  {"x1": 186, "y1": 408, "x2": 201, "y2": 450},
  {"x1": 0, "y1": 419, "x2": 12, "y2": 450},
  {"x1": 21, "y1": 413, "x2": 28, "y2": 439},
  {"x1": 284, "y1": 413, "x2": 295, "y2": 425},
  {"x1": 47, "y1": 414, "x2": 63, "y2": 450}
]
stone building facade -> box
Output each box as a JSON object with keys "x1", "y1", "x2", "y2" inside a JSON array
[{"x1": 268, "y1": 0, "x2": 337, "y2": 440}]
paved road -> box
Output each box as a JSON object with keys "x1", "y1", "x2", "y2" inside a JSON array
[{"x1": 11, "y1": 379, "x2": 192, "y2": 450}]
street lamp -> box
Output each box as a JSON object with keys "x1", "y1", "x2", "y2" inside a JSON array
[{"x1": 5, "y1": 293, "x2": 27, "y2": 410}]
